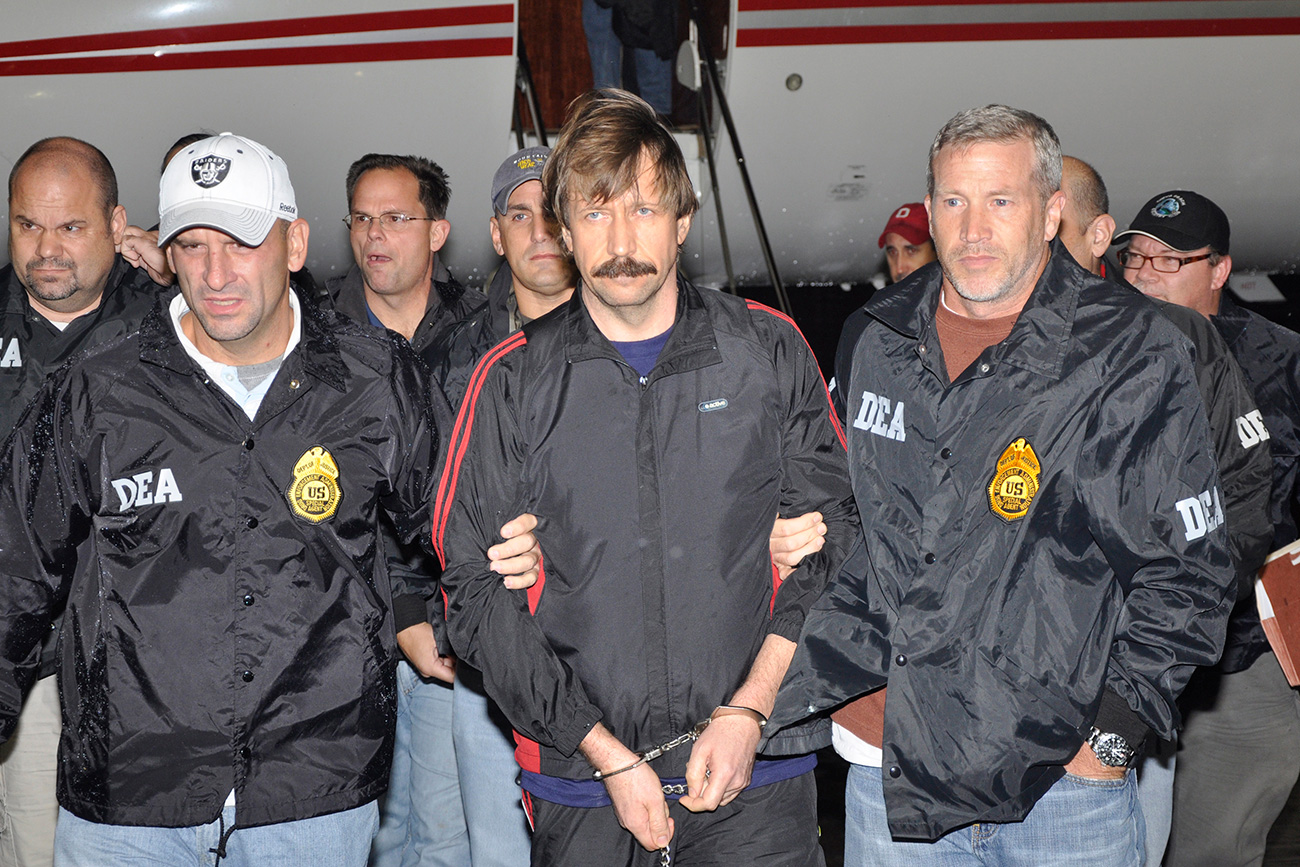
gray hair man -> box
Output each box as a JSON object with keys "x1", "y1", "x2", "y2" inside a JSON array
[{"x1": 771, "y1": 105, "x2": 1235, "y2": 865}]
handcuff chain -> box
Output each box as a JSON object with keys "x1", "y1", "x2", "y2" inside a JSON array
[{"x1": 642, "y1": 717, "x2": 711, "y2": 762}]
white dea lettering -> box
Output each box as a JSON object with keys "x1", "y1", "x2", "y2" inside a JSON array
[
  {"x1": 1175, "y1": 487, "x2": 1225, "y2": 541},
  {"x1": 0, "y1": 338, "x2": 21, "y2": 368},
  {"x1": 852, "y1": 390, "x2": 907, "y2": 442},
  {"x1": 1235, "y1": 409, "x2": 1270, "y2": 449},
  {"x1": 111, "y1": 468, "x2": 183, "y2": 511}
]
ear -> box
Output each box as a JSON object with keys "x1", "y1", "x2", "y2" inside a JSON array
[
  {"x1": 1209, "y1": 253, "x2": 1232, "y2": 293},
  {"x1": 489, "y1": 216, "x2": 505, "y2": 257},
  {"x1": 164, "y1": 243, "x2": 176, "y2": 276},
  {"x1": 676, "y1": 212, "x2": 693, "y2": 246},
  {"x1": 1043, "y1": 191, "x2": 1065, "y2": 242},
  {"x1": 286, "y1": 219, "x2": 310, "y2": 271},
  {"x1": 109, "y1": 204, "x2": 128, "y2": 247},
  {"x1": 560, "y1": 223, "x2": 572, "y2": 253},
  {"x1": 1088, "y1": 213, "x2": 1116, "y2": 261},
  {"x1": 429, "y1": 219, "x2": 451, "y2": 253}
]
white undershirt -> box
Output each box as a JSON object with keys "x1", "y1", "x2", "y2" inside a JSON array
[
  {"x1": 168, "y1": 290, "x2": 302, "y2": 421},
  {"x1": 832, "y1": 722, "x2": 883, "y2": 767}
]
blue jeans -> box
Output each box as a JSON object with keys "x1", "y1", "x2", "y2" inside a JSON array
[
  {"x1": 452, "y1": 666, "x2": 530, "y2": 866},
  {"x1": 581, "y1": 0, "x2": 673, "y2": 115},
  {"x1": 371, "y1": 662, "x2": 469, "y2": 867},
  {"x1": 844, "y1": 763, "x2": 1145, "y2": 866},
  {"x1": 1136, "y1": 736, "x2": 1175, "y2": 867},
  {"x1": 54, "y1": 801, "x2": 377, "y2": 866}
]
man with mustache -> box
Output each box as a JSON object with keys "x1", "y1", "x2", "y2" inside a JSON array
[
  {"x1": 436, "y1": 89, "x2": 858, "y2": 865},
  {"x1": 0, "y1": 137, "x2": 164, "y2": 867}
]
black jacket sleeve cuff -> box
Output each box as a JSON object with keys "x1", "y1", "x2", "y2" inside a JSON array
[
  {"x1": 1093, "y1": 687, "x2": 1151, "y2": 760},
  {"x1": 392, "y1": 593, "x2": 431, "y2": 633}
]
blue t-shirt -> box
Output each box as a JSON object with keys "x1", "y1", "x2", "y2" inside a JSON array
[{"x1": 610, "y1": 325, "x2": 673, "y2": 377}]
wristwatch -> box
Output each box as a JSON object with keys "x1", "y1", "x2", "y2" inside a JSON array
[{"x1": 1086, "y1": 726, "x2": 1135, "y2": 767}]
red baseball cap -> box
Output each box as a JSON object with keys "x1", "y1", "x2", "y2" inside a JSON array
[{"x1": 877, "y1": 203, "x2": 930, "y2": 248}]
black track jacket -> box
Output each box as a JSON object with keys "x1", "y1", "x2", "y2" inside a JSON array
[
  {"x1": 435, "y1": 277, "x2": 858, "y2": 779},
  {"x1": 0, "y1": 291, "x2": 439, "y2": 828},
  {"x1": 773, "y1": 247, "x2": 1235, "y2": 840}
]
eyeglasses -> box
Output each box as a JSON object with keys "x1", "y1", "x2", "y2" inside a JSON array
[
  {"x1": 1117, "y1": 249, "x2": 1214, "y2": 273},
  {"x1": 342, "y1": 212, "x2": 436, "y2": 230}
]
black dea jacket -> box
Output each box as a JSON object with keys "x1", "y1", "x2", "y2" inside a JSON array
[
  {"x1": 772, "y1": 246, "x2": 1235, "y2": 840},
  {"x1": 0, "y1": 257, "x2": 165, "y2": 678},
  {"x1": 0, "y1": 289, "x2": 439, "y2": 828},
  {"x1": 1212, "y1": 295, "x2": 1300, "y2": 671},
  {"x1": 435, "y1": 278, "x2": 859, "y2": 779}
]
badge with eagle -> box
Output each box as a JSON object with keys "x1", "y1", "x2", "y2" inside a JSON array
[
  {"x1": 988, "y1": 437, "x2": 1040, "y2": 522},
  {"x1": 287, "y1": 446, "x2": 343, "y2": 523}
]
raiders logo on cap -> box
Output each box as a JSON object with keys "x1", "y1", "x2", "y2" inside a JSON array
[
  {"x1": 1151, "y1": 194, "x2": 1184, "y2": 218},
  {"x1": 287, "y1": 446, "x2": 343, "y2": 523},
  {"x1": 191, "y1": 156, "x2": 231, "y2": 188},
  {"x1": 988, "y1": 437, "x2": 1040, "y2": 522}
]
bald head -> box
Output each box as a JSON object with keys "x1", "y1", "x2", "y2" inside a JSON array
[
  {"x1": 7, "y1": 137, "x2": 127, "y2": 316},
  {"x1": 9, "y1": 137, "x2": 118, "y2": 217},
  {"x1": 1058, "y1": 156, "x2": 1116, "y2": 275}
]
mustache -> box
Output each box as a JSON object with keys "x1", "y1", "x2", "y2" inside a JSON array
[
  {"x1": 26, "y1": 257, "x2": 76, "y2": 272},
  {"x1": 591, "y1": 256, "x2": 657, "y2": 279}
]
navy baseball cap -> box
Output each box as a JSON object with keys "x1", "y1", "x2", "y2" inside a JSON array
[{"x1": 1113, "y1": 190, "x2": 1230, "y2": 255}]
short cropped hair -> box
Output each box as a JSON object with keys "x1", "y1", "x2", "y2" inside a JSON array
[
  {"x1": 162, "y1": 133, "x2": 212, "y2": 174},
  {"x1": 345, "y1": 154, "x2": 451, "y2": 219},
  {"x1": 543, "y1": 88, "x2": 697, "y2": 230},
  {"x1": 1062, "y1": 156, "x2": 1110, "y2": 224},
  {"x1": 927, "y1": 105, "x2": 1062, "y2": 204},
  {"x1": 9, "y1": 137, "x2": 118, "y2": 216}
]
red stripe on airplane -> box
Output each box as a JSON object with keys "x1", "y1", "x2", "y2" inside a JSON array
[
  {"x1": 0, "y1": 6, "x2": 513, "y2": 59},
  {"x1": 740, "y1": 0, "x2": 1260, "y2": 9},
  {"x1": 0, "y1": 38, "x2": 512, "y2": 77},
  {"x1": 736, "y1": 17, "x2": 1300, "y2": 46}
]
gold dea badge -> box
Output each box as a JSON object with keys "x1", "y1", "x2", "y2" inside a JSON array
[
  {"x1": 287, "y1": 446, "x2": 343, "y2": 523},
  {"x1": 988, "y1": 437, "x2": 1040, "y2": 522}
]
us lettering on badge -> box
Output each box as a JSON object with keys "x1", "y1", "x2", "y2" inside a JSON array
[{"x1": 853, "y1": 390, "x2": 907, "y2": 441}]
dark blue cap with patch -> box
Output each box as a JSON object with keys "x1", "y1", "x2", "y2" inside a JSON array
[{"x1": 1113, "y1": 190, "x2": 1230, "y2": 255}]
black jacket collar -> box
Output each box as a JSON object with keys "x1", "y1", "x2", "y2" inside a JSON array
[
  {"x1": 867, "y1": 238, "x2": 1084, "y2": 382},
  {"x1": 559, "y1": 273, "x2": 722, "y2": 377},
  {"x1": 138, "y1": 282, "x2": 349, "y2": 392}
]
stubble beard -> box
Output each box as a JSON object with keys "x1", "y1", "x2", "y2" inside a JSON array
[
  {"x1": 23, "y1": 258, "x2": 83, "y2": 303},
  {"x1": 941, "y1": 243, "x2": 1040, "y2": 309}
]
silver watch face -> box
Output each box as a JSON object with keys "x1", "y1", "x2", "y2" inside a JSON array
[{"x1": 1089, "y1": 729, "x2": 1134, "y2": 767}]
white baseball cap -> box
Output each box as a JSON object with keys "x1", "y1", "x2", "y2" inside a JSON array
[{"x1": 158, "y1": 133, "x2": 297, "y2": 246}]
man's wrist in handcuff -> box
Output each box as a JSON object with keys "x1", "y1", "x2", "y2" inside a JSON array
[
  {"x1": 591, "y1": 705, "x2": 768, "y2": 782},
  {"x1": 711, "y1": 704, "x2": 768, "y2": 730}
]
